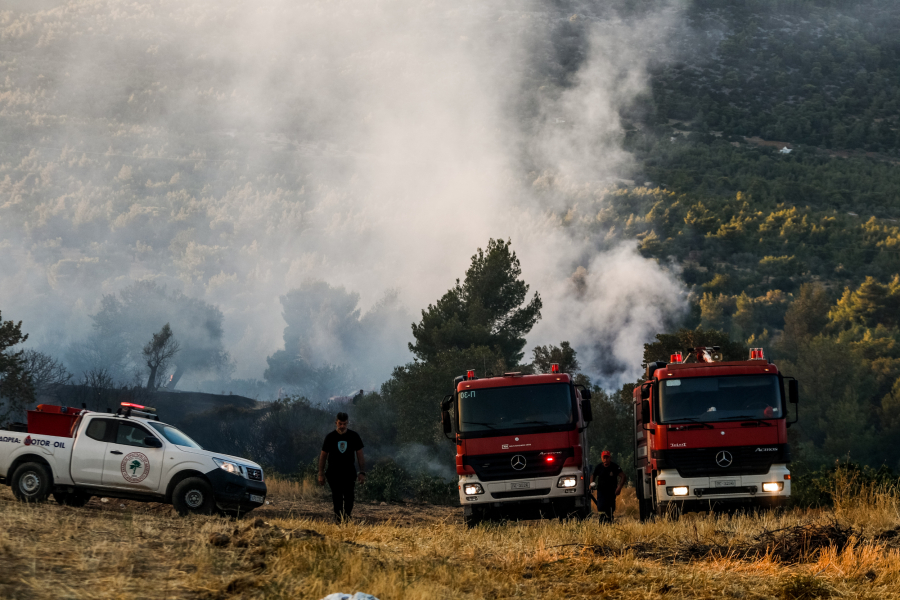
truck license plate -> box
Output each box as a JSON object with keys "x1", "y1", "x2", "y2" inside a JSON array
[
  {"x1": 713, "y1": 480, "x2": 736, "y2": 488},
  {"x1": 250, "y1": 494, "x2": 265, "y2": 503},
  {"x1": 510, "y1": 482, "x2": 531, "y2": 489}
]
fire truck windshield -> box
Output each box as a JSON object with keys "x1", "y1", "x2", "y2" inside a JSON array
[
  {"x1": 658, "y1": 375, "x2": 783, "y2": 423},
  {"x1": 458, "y1": 383, "x2": 574, "y2": 435}
]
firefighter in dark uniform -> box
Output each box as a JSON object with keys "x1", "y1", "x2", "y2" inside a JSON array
[{"x1": 591, "y1": 450, "x2": 625, "y2": 524}]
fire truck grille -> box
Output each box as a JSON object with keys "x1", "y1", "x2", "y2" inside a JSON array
[
  {"x1": 464, "y1": 448, "x2": 573, "y2": 481},
  {"x1": 491, "y1": 488, "x2": 552, "y2": 499},
  {"x1": 655, "y1": 445, "x2": 788, "y2": 478}
]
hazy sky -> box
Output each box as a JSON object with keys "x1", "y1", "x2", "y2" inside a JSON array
[{"x1": 0, "y1": 0, "x2": 687, "y2": 390}]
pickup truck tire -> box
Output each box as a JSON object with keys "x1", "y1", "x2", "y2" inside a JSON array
[
  {"x1": 53, "y1": 490, "x2": 91, "y2": 507},
  {"x1": 172, "y1": 477, "x2": 216, "y2": 516},
  {"x1": 11, "y1": 462, "x2": 52, "y2": 503}
]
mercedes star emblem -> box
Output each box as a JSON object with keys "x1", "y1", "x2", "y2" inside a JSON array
[
  {"x1": 715, "y1": 450, "x2": 733, "y2": 467},
  {"x1": 510, "y1": 455, "x2": 527, "y2": 470}
]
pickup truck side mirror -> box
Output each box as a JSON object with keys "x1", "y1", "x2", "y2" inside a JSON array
[
  {"x1": 581, "y1": 399, "x2": 593, "y2": 423},
  {"x1": 144, "y1": 436, "x2": 163, "y2": 448}
]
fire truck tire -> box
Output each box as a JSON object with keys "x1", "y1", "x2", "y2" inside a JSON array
[
  {"x1": 656, "y1": 501, "x2": 682, "y2": 520},
  {"x1": 11, "y1": 462, "x2": 52, "y2": 503},
  {"x1": 172, "y1": 477, "x2": 216, "y2": 516},
  {"x1": 638, "y1": 498, "x2": 653, "y2": 522},
  {"x1": 464, "y1": 508, "x2": 483, "y2": 528},
  {"x1": 52, "y1": 490, "x2": 91, "y2": 507}
]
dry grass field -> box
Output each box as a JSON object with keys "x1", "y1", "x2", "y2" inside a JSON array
[{"x1": 1, "y1": 476, "x2": 900, "y2": 600}]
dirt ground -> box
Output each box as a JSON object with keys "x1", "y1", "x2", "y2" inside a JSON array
[
  {"x1": 6, "y1": 482, "x2": 896, "y2": 600},
  {"x1": 0, "y1": 484, "x2": 460, "y2": 524}
]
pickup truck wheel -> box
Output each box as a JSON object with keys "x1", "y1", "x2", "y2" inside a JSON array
[
  {"x1": 52, "y1": 490, "x2": 91, "y2": 507},
  {"x1": 12, "y1": 462, "x2": 52, "y2": 503},
  {"x1": 172, "y1": 477, "x2": 216, "y2": 516}
]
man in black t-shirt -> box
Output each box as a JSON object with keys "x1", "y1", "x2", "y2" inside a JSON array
[
  {"x1": 591, "y1": 450, "x2": 625, "y2": 524},
  {"x1": 318, "y1": 412, "x2": 366, "y2": 522}
]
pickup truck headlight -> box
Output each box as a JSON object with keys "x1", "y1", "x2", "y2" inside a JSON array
[
  {"x1": 557, "y1": 476, "x2": 578, "y2": 488},
  {"x1": 213, "y1": 457, "x2": 243, "y2": 476},
  {"x1": 463, "y1": 483, "x2": 484, "y2": 495}
]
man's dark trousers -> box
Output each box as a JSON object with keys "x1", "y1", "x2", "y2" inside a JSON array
[
  {"x1": 597, "y1": 491, "x2": 615, "y2": 524},
  {"x1": 327, "y1": 474, "x2": 356, "y2": 519}
]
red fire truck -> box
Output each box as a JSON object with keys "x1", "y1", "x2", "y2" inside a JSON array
[
  {"x1": 440, "y1": 365, "x2": 594, "y2": 527},
  {"x1": 633, "y1": 347, "x2": 799, "y2": 519}
]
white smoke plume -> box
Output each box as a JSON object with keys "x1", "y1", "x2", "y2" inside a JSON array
[{"x1": 0, "y1": 0, "x2": 687, "y2": 391}]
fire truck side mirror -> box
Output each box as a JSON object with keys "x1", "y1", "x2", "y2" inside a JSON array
[
  {"x1": 580, "y1": 388, "x2": 592, "y2": 400},
  {"x1": 788, "y1": 380, "x2": 799, "y2": 404},
  {"x1": 640, "y1": 383, "x2": 651, "y2": 400},
  {"x1": 640, "y1": 399, "x2": 650, "y2": 424},
  {"x1": 441, "y1": 410, "x2": 452, "y2": 434},
  {"x1": 581, "y1": 400, "x2": 593, "y2": 423}
]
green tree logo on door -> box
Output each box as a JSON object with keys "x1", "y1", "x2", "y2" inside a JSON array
[{"x1": 120, "y1": 452, "x2": 151, "y2": 483}]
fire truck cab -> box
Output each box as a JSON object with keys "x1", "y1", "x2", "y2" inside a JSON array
[
  {"x1": 441, "y1": 365, "x2": 594, "y2": 527},
  {"x1": 634, "y1": 348, "x2": 798, "y2": 519}
]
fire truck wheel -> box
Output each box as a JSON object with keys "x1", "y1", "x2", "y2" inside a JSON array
[
  {"x1": 11, "y1": 462, "x2": 52, "y2": 503},
  {"x1": 464, "y1": 509, "x2": 483, "y2": 528},
  {"x1": 656, "y1": 501, "x2": 682, "y2": 520},
  {"x1": 52, "y1": 490, "x2": 91, "y2": 507},
  {"x1": 172, "y1": 477, "x2": 216, "y2": 516},
  {"x1": 638, "y1": 498, "x2": 654, "y2": 522}
]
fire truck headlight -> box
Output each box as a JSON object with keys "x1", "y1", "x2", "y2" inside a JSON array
[
  {"x1": 463, "y1": 483, "x2": 484, "y2": 495},
  {"x1": 213, "y1": 457, "x2": 243, "y2": 476},
  {"x1": 667, "y1": 486, "x2": 689, "y2": 496},
  {"x1": 762, "y1": 482, "x2": 783, "y2": 492},
  {"x1": 557, "y1": 476, "x2": 578, "y2": 488}
]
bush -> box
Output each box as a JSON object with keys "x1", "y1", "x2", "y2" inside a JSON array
[
  {"x1": 790, "y1": 461, "x2": 898, "y2": 508},
  {"x1": 356, "y1": 457, "x2": 457, "y2": 504},
  {"x1": 358, "y1": 458, "x2": 410, "y2": 503},
  {"x1": 410, "y1": 473, "x2": 457, "y2": 505}
]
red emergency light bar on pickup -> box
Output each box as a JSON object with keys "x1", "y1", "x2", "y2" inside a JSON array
[
  {"x1": 117, "y1": 402, "x2": 159, "y2": 420},
  {"x1": 632, "y1": 348, "x2": 799, "y2": 520}
]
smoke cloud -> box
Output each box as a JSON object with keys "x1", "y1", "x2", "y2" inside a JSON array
[{"x1": 0, "y1": 0, "x2": 687, "y2": 392}]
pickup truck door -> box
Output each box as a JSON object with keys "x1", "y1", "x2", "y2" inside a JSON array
[
  {"x1": 101, "y1": 421, "x2": 164, "y2": 493},
  {"x1": 70, "y1": 417, "x2": 117, "y2": 486}
]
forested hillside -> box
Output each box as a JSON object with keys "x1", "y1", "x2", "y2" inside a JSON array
[{"x1": 582, "y1": 0, "x2": 900, "y2": 470}]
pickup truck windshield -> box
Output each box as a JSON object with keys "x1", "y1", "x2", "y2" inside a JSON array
[
  {"x1": 659, "y1": 374, "x2": 783, "y2": 423},
  {"x1": 458, "y1": 382, "x2": 574, "y2": 434},
  {"x1": 148, "y1": 422, "x2": 203, "y2": 449}
]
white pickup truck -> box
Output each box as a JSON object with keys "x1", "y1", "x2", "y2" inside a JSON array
[{"x1": 0, "y1": 403, "x2": 267, "y2": 516}]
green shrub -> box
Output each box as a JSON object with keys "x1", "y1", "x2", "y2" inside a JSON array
[
  {"x1": 358, "y1": 458, "x2": 410, "y2": 503},
  {"x1": 410, "y1": 473, "x2": 457, "y2": 505},
  {"x1": 356, "y1": 458, "x2": 457, "y2": 504},
  {"x1": 790, "y1": 460, "x2": 898, "y2": 508}
]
